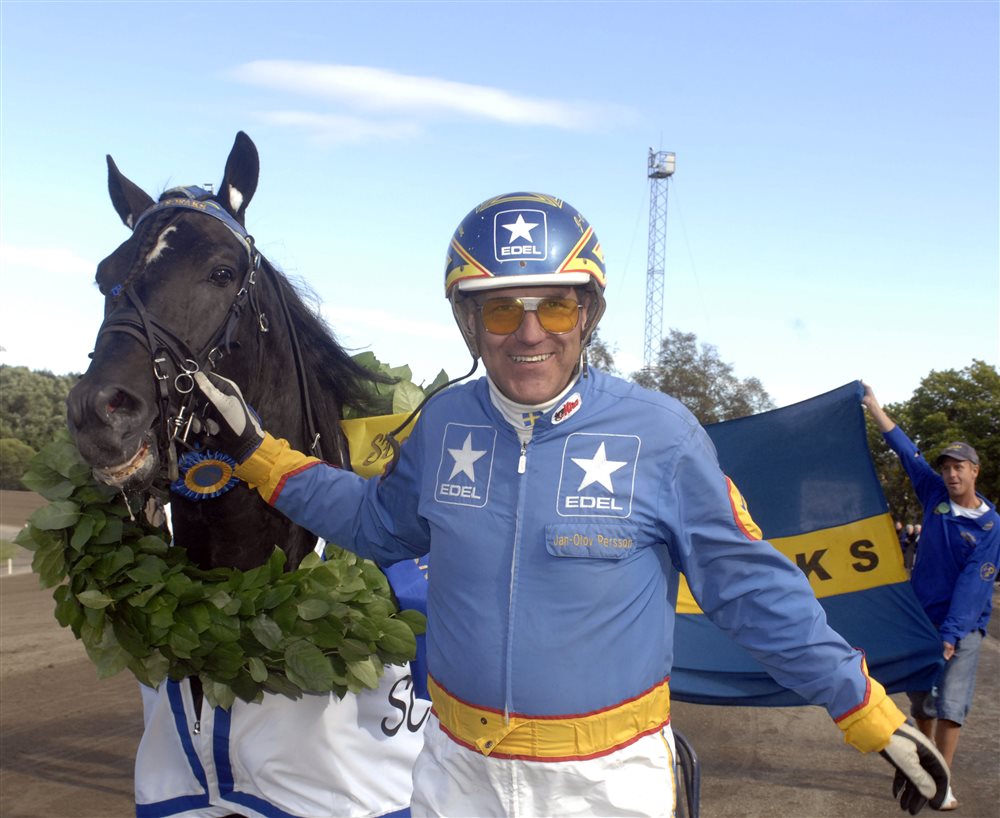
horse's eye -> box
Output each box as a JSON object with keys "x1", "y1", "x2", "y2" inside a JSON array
[{"x1": 209, "y1": 267, "x2": 235, "y2": 287}]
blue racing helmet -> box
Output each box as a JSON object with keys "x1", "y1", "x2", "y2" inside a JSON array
[{"x1": 445, "y1": 192, "x2": 607, "y2": 357}]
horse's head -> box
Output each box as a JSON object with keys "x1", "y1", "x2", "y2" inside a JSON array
[{"x1": 68, "y1": 133, "x2": 262, "y2": 490}]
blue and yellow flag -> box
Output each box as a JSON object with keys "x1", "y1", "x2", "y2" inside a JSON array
[{"x1": 672, "y1": 381, "x2": 942, "y2": 706}]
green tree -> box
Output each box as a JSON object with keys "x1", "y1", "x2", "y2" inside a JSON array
[
  {"x1": 0, "y1": 438, "x2": 36, "y2": 490},
  {"x1": 587, "y1": 329, "x2": 618, "y2": 375},
  {"x1": 632, "y1": 329, "x2": 774, "y2": 424},
  {"x1": 0, "y1": 365, "x2": 79, "y2": 451},
  {"x1": 865, "y1": 360, "x2": 1000, "y2": 522}
]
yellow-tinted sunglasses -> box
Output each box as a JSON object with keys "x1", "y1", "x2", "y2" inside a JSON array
[{"x1": 477, "y1": 296, "x2": 582, "y2": 335}]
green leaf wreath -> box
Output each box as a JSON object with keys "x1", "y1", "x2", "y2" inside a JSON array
[{"x1": 16, "y1": 430, "x2": 426, "y2": 710}]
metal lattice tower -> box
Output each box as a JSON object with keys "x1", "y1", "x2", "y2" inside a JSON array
[{"x1": 644, "y1": 149, "x2": 676, "y2": 370}]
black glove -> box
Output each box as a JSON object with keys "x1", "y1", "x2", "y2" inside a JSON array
[
  {"x1": 880, "y1": 722, "x2": 950, "y2": 814},
  {"x1": 193, "y1": 371, "x2": 265, "y2": 463}
]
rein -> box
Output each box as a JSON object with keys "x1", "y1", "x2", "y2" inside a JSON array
[{"x1": 94, "y1": 187, "x2": 330, "y2": 481}]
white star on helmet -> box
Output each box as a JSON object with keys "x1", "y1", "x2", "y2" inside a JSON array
[{"x1": 502, "y1": 213, "x2": 538, "y2": 243}]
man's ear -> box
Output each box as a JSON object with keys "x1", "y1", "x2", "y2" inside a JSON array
[{"x1": 462, "y1": 299, "x2": 478, "y2": 333}]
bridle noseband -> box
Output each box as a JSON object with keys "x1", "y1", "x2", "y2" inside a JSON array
[{"x1": 93, "y1": 186, "x2": 329, "y2": 483}]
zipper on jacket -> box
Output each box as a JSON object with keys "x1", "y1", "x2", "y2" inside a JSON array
[{"x1": 505, "y1": 437, "x2": 532, "y2": 724}]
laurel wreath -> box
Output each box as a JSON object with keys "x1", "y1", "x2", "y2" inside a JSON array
[{"x1": 16, "y1": 430, "x2": 426, "y2": 710}]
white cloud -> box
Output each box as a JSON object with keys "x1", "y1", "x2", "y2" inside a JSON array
[
  {"x1": 320, "y1": 304, "x2": 474, "y2": 386},
  {"x1": 0, "y1": 243, "x2": 93, "y2": 276},
  {"x1": 257, "y1": 111, "x2": 424, "y2": 145},
  {"x1": 322, "y1": 304, "x2": 455, "y2": 342},
  {"x1": 232, "y1": 60, "x2": 633, "y2": 130}
]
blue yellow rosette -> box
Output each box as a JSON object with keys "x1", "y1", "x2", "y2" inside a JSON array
[{"x1": 170, "y1": 449, "x2": 239, "y2": 500}]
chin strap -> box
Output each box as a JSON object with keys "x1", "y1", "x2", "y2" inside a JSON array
[{"x1": 382, "y1": 356, "x2": 481, "y2": 477}]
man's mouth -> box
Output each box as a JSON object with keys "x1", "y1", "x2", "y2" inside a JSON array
[{"x1": 511, "y1": 353, "x2": 553, "y2": 363}]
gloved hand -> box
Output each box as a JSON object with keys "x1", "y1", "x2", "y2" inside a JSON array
[
  {"x1": 192, "y1": 371, "x2": 265, "y2": 463},
  {"x1": 880, "y1": 722, "x2": 950, "y2": 814}
]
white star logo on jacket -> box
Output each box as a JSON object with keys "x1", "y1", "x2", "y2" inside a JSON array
[
  {"x1": 571, "y1": 442, "x2": 628, "y2": 493},
  {"x1": 448, "y1": 433, "x2": 487, "y2": 481}
]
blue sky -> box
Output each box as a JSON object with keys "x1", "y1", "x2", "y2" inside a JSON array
[{"x1": 1, "y1": 1, "x2": 997, "y2": 409}]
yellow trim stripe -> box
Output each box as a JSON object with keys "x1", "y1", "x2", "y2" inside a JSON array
[
  {"x1": 234, "y1": 433, "x2": 320, "y2": 503},
  {"x1": 727, "y1": 478, "x2": 763, "y2": 539},
  {"x1": 835, "y1": 658, "x2": 905, "y2": 752},
  {"x1": 445, "y1": 238, "x2": 494, "y2": 291},
  {"x1": 428, "y1": 676, "x2": 671, "y2": 761},
  {"x1": 557, "y1": 227, "x2": 608, "y2": 287},
  {"x1": 475, "y1": 193, "x2": 564, "y2": 212},
  {"x1": 676, "y1": 513, "x2": 907, "y2": 614}
]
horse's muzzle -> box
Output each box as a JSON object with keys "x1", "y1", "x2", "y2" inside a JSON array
[{"x1": 67, "y1": 377, "x2": 160, "y2": 488}]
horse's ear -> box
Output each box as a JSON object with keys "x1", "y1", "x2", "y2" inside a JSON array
[
  {"x1": 219, "y1": 131, "x2": 259, "y2": 225},
  {"x1": 107, "y1": 155, "x2": 155, "y2": 230}
]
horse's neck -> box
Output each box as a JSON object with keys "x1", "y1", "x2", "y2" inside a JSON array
[
  {"x1": 239, "y1": 297, "x2": 347, "y2": 466},
  {"x1": 171, "y1": 484, "x2": 315, "y2": 571},
  {"x1": 171, "y1": 306, "x2": 343, "y2": 572}
]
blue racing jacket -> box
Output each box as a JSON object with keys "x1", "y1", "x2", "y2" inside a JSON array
[
  {"x1": 238, "y1": 370, "x2": 903, "y2": 754},
  {"x1": 884, "y1": 425, "x2": 1000, "y2": 644}
]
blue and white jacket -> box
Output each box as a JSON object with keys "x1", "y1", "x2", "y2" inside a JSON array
[{"x1": 240, "y1": 370, "x2": 904, "y2": 757}]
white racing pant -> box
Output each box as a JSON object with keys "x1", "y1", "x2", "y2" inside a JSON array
[
  {"x1": 135, "y1": 664, "x2": 429, "y2": 818},
  {"x1": 410, "y1": 715, "x2": 678, "y2": 818}
]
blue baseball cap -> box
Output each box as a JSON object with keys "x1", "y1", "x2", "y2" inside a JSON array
[{"x1": 935, "y1": 442, "x2": 979, "y2": 467}]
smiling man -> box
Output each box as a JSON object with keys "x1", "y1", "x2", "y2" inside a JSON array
[
  {"x1": 197, "y1": 194, "x2": 951, "y2": 816},
  {"x1": 863, "y1": 385, "x2": 1000, "y2": 811}
]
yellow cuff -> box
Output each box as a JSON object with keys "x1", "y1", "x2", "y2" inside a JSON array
[
  {"x1": 234, "y1": 433, "x2": 320, "y2": 503},
  {"x1": 836, "y1": 675, "x2": 906, "y2": 753}
]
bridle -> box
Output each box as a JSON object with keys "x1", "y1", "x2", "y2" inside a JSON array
[{"x1": 94, "y1": 186, "x2": 329, "y2": 482}]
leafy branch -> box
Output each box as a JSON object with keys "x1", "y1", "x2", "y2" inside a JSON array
[{"x1": 16, "y1": 430, "x2": 426, "y2": 709}]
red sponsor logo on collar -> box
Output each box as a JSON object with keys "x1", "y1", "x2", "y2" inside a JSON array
[{"x1": 552, "y1": 393, "x2": 582, "y2": 425}]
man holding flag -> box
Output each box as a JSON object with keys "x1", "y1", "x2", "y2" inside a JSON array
[
  {"x1": 864, "y1": 384, "x2": 999, "y2": 810},
  {"x1": 193, "y1": 193, "x2": 950, "y2": 816}
]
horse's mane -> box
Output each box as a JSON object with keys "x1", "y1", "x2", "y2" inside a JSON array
[
  {"x1": 267, "y1": 258, "x2": 384, "y2": 413},
  {"x1": 239, "y1": 256, "x2": 387, "y2": 464}
]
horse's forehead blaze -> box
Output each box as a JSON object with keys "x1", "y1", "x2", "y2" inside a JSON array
[{"x1": 145, "y1": 225, "x2": 177, "y2": 265}]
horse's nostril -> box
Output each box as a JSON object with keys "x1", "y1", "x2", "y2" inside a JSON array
[
  {"x1": 93, "y1": 383, "x2": 145, "y2": 422},
  {"x1": 107, "y1": 390, "x2": 128, "y2": 414}
]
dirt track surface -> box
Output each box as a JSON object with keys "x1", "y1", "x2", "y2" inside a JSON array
[{"x1": 1, "y1": 491, "x2": 998, "y2": 818}]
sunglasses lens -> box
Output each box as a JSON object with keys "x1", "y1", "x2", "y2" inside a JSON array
[
  {"x1": 536, "y1": 299, "x2": 580, "y2": 333},
  {"x1": 481, "y1": 299, "x2": 525, "y2": 334},
  {"x1": 480, "y1": 298, "x2": 581, "y2": 334}
]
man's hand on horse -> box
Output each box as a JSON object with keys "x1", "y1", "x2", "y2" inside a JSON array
[
  {"x1": 193, "y1": 371, "x2": 265, "y2": 463},
  {"x1": 880, "y1": 722, "x2": 951, "y2": 814}
]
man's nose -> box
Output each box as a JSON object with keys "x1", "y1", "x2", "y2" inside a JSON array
[{"x1": 514, "y1": 309, "x2": 549, "y2": 343}]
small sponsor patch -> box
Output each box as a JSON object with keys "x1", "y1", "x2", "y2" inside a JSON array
[
  {"x1": 981, "y1": 562, "x2": 997, "y2": 582},
  {"x1": 552, "y1": 393, "x2": 582, "y2": 425}
]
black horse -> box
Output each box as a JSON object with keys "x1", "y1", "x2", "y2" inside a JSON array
[
  {"x1": 64, "y1": 133, "x2": 428, "y2": 818},
  {"x1": 67, "y1": 131, "x2": 381, "y2": 571}
]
